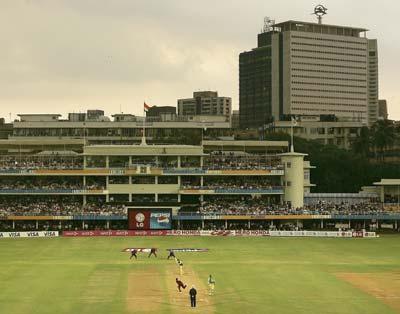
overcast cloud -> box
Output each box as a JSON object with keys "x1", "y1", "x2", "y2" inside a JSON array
[{"x1": 1, "y1": 0, "x2": 399, "y2": 121}]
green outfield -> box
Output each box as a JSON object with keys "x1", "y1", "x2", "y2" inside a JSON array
[{"x1": 1, "y1": 235, "x2": 400, "y2": 314}]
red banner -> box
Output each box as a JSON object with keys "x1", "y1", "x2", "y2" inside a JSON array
[
  {"x1": 61, "y1": 230, "x2": 377, "y2": 238},
  {"x1": 62, "y1": 230, "x2": 168, "y2": 237}
]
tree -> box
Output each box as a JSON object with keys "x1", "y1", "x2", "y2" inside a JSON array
[
  {"x1": 265, "y1": 131, "x2": 400, "y2": 193},
  {"x1": 371, "y1": 120, "x2": 396, "y2": 161},
  {"x1": 351, "y1": 126, "x2": 371, "y2": 157}
]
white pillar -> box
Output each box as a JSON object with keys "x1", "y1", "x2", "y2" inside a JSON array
[
  {"x1": 106, "y1": 176, "x2": 110, "y2": 202},
  {"x1": 380, "y1": 186, "x2": 384, "y2": 203}
]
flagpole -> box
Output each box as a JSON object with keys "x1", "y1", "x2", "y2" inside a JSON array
[
  {"x1": 141, "y1": 102, "x2": 147, "y2": 145},
  {"x1": 290, "y1": 118, "x2": 295, "y2": 153}
]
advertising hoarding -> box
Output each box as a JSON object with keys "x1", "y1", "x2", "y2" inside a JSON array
[{"x1": 128, "y1": 208, "x2": 172, "y2": 230}]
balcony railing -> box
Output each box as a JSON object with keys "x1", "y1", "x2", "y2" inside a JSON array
[{"x1": 179, "y1": 186, "x2": 284, "y2": 194}]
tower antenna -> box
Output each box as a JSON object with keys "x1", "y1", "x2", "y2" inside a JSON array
[
  {"x1": 312, "y1": 5, "x2": 328, "y2": 24},
  {"x1": 262, "y1": 17, "x2": 275, "y2": 33}
]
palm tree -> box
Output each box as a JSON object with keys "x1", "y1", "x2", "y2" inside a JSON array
[
  {"x1": 371, "y1": 119, "x2": 396, "y2": 161},
  {"x1": 351, "y1": 126, "x2": 371, "y2": 157}
]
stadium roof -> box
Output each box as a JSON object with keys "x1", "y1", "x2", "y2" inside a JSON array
[{"x1": 374, "y1": 179, "x2": 400, "y2": 186}]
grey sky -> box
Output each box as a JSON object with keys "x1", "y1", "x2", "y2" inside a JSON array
[{"x1": 1, "y1": 0, "x2": 399, "y2": 121}]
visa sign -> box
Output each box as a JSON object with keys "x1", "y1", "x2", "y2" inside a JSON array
[{"x1": 0, "y1": 231, "x2": 59, "y2": 238}]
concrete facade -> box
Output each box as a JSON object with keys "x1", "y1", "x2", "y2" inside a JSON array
[
  {"x1": 279, "y1": 152, "x2": 307, "y2": 208},
  {"x1": 273, "y1": 21, "x2": 370, "y2": 124},
  {"x1": 378, "y1": 99, "x2": 388, "y2": 120},
  {"x1": 367, "y1": 40, "x2": 379, "y2": 125},
  {"x1": 0, "y1": 140, "x2": 314, "y2": 208},
  {"x1": 266, "y1": 119, "x2": 363, "y2": 149},
  {"x1": 178, "y1": 91, "x2": 231, "y2": 117},
  {"x1": 11, "y1": 113, "x2": 231, "y2": 145},
  {"x1": 240, "y1": 19, "x2": 378, "y2": 128}
]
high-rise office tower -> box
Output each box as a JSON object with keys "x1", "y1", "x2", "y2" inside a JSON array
[
  {"x1": 367, "y1": 40, "x2": 379, "y2": 125},
  {"x1": 239, "y1": 16, "x2": 378, "y2": 128},
  {"x1": 378, "y1": 99, "x2": 388, "y2": 120}
]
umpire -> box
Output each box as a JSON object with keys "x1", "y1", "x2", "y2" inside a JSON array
[{"x1": 189, "y1": 285, "x2": 197, "y2": 308}]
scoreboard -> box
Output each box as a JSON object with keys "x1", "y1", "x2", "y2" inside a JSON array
[{"x1": 128, "y1": 208, "x2": 172, "y2": 230}]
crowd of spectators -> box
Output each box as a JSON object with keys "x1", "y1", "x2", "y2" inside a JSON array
[
  {"x1": 183, "y1": 177, "x2": 280, "y2": 191},
  {"x1": 0, "y1": 178, "x2": 104, "y2": 191},
  {"x1": 384, "y1": 196, "x2": 400, "y2": 204},
  {"x1": 203, "y1": 151, "x2": 283, "y2": 170},
  {"x1": 180, "y1": 198, "x2": 392, "y2": 216},
  {"x1": 0, "y1": 199, "x2": 125, "y2": 217},
  {"x1": 0, "y1": 196, "x2": 397, "y2": 219},
  {"x1": 0, "y1": 220, "x2": 128, "y2": 231},
  {"x1": 0, "y1": 152, "x2": 285, "y2": 172},
  {"x1": 0, "y1": 156, "x2": 83, "y2": 171}
]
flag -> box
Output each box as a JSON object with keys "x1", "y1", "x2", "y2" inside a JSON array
[
  {"x1": 291, "y1": 116, "x2": 297, "y2": 126},
  {"x1": 144, "y1": 102, "x2": 151, "y2": 112}
]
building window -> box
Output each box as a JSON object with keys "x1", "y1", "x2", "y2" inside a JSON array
[{"x1": 286, "y1": 162, "x2": 291, "y2": 168}]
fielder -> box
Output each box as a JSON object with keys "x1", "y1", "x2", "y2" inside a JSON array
[
  {"x1": 129, "y1": 249, "x2": 138, "y2": 260},
  {"x1": 208, "y1": 274, "x2": 215, "y2": 295},
  {"x1": 177, "y1": 259, "x2": 184, "y2": 275},
  {"x1": 148, "y1": 248, "x2": 157, "y2": 258},
  {"x1": 167, "y1": 250, "x2": 176, "y2": 260}
]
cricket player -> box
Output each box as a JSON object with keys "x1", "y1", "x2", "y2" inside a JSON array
[
  {"x1": 175, "y1": 278, "x2": 187, "y2": 292},
  {"x1": 208, "y1": 274, "x2": 215, "y2": 295},
  {"x1": 148, "y1": 248, "x2": 157, "y2": 258},
  {"x1": 177, "y1": 259, "x2": 184, "y2": 275},
  {"x1": 130, "y1": 249, "x2": 138, "y2": 260},
  {"x1": 167, "y1": 250, "x2": 176, "y2": 260}
]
